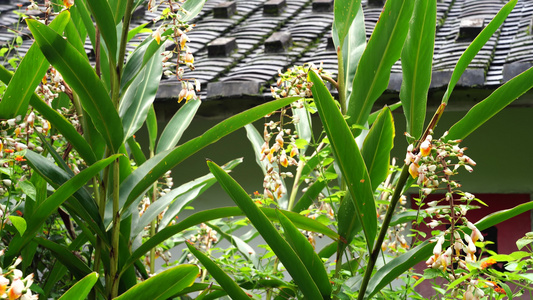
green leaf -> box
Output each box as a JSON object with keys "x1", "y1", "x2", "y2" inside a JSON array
[
  {"x1": 277, "y1": 210, "x2": 332, "y2": 298},
  {"x1": 8, "y1": 216, "x2": 26, "y2": 236},
  {"x1": 108, "y1": 0, "x2": 127, "y2": 24},
  {"x1": 333, "y1": 0, "x2": 361, "y2": 48},
  {"x1": 309, "y1": 70, "x2": 376, "y2": 252},
  {"x1": 292, "y1": 179, "x2": 327, "y2": 213},
  {"x1": 442, "y1": 0, "x2": 517, "y2": 104},
  {"x1": 362, "y1": 107, "x2": 394, "y2": 192},
  {"x1": 516, "y1": 236, "x2": 533, "y2": 250},
  {"x1": 115, "y1": 265, "x2": 199, "y2": 300},
  {"x1": 24, "y1": 150, "x2": 108, "y2": 245},
  {"x1": 446, "y1": 65, "x2": 533, "y2": 141},
  {"x1": 186, "y1": 243, "x2": 250, "y2": 299},
  {"x1": 146, "y1": 106, "x2": 158, "y2": 153},
  {"x1": 156, "y1": 99, "x2": 201, "y2": 154},
  {"x1": 207, "y1": 161, "x2": 323, "y2": 299},
  {"x1": 334, "y1": 4, "x2": 366, "y2": 101},
  {"x1": 85, "y1": 0, "x2": 117, "y2": 63},
  {"x1": 365, "y1": 199, "x2": 533, "y2": 298},
  {"x1": 5, "y1": 154, "x2": 119, "y2": 260},
  {"x1": 59, "y1": 272, "x2": 99, "y2": 300},
  {"x1": 19, "y1": 180, "x2": 36, "y2": 202},
  {"x1": 33, "y1": 237, "x2": 94, "y2": 281},
  {"x1": 120, "y1": 97, "x2": 300, "y2": 213},
  {"x1": 120, "y1": 46, "x2": 163, "y2": 141},
  {"x1": 121, "y1": 37, "x2": 162, "y2": 93},
  {"x1": 346, "y1": 0, "x2": 414, "y2": 136},
  {"x1": 399, "y1": 0, "x2": 436, "y2": 139},
  {"x1": 124, "y1": 206, "x2": 337, "y2": 279},
  {"x1": 292, "y1": 103, "x2": 312, "y2": 154},
  {"x1": 0, "y1": 11, "x2": 70, "y2": 118},
  {"x1": 29, "y1": 95, "x2": 97, "y2": 165},
  {"x1": 179, "y1": 0, "x2": 208, "y2": 22},
  {"x1": 27, "y1": 19, "x2": 124, "y2": 153}
]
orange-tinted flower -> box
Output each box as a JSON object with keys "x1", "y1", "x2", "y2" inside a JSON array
[
  {"x1": 420, "y1": 140, "x2": 431, "y2": 156},
  {"x1": 14, "y1": 155, "x2": 25, "y2": 162},
  {"x1": 494, "y1": 287, "x2": 505, "y2": 294},
  {"x1": 409, "y1": 162, "x2": 419, "y2": 178},
  {"x1": 14, "y1": 127, "x2": 21, "y2": 138},
  {"x1": 152, "y1": 29, "x2": 161, "y2": 45},
  {"x1": 5, "y1": 149, "x2": 14, "y2": 154},
  {"x1": 184, "y1": 52, "x2": 194, "y2": 64},
  {"x1": 7, "y1": 279, "x2": 23, "y2": 300},
  {"x1": 481, "y1": 258, "x2": 497, "y2": 269},
  {"x1": 63, "y1": 0, "x2": 74, "y2": 9},
  {"x1": 0, "y1": 276, "x2": 9, "y2": 295}
]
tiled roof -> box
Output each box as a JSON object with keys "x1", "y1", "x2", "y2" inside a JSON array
[{"x1": 5, "y1": 0, "x2": 533, "y2": 102}]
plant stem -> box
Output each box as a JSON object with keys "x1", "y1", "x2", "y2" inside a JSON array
[
  {"x1": 149, "y1": 150, "x2": 157, "y2": 275},
  {"x1": 108, "y1": 159, "x2": 121, "y2": 298},
  {"x1": 336, "y1": 46, "x2": 346, "y2": 115},
  {"x1": 286, "y1": 159, "x2": 305, "y2": 211},
  {"x1": 357, "y1": 163, "x2": 410, "y2": 300}
]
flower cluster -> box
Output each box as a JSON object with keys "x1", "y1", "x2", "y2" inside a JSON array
[
  {"x1": 271, "y1": 63, "x2": 331, "y2": 99},
  {"x1": 258, "y1": 105, "x2": 302, "y2": 200},
  {"x1": 0, "y1": 254, "x2": 38, "y2": 300},
  {"x1": 148, "y1": 0, "x2": 200, "y2": 103},
  {"x1": 39, "y1": 67, "x2": 69, "y2": 105}
]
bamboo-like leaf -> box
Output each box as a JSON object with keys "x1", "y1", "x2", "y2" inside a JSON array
[
  {"x1": 333, "y1": 4, "x2": 366, "y2": 101},
  {"x1": 365, "y1": 200, "x2": 533, "y2": 298},
  {"x1": 5, "y1": 154, "x2": 119, "y2": 260},
  {"x1": 186, "y1": 243, "x2": 250, "y2": 299},
  {"x1": 156, "y1": 99, "x2": 201, "y2": 154},
  {"x1": 292, "y1": 101, "x2": 312, "y2": 154},
  {"x1": 58, "y1": 272, "x2": 99, "y2": 300},
  {"x1": 85, "y1": 0, "x2": 117, "y2": 63},
  {"x1": 120, "y1": 46, "x2": 163, "y2": 141},
  {"x1": 115, "y1": 265, "x2": 199, "y2": 300},
  {"x1": 207, "y1": 161, "x2": 323, "y2": 299},
  {"x1": 333, "y1": 0, "x2": 361, "y2": 48},
  {"x1": 131, "y1": 159, "x2": 241, "y2": 238},
  {"x1": 0, "y1": 11, "x2": 69, "y2": 118},
  {"x1": 121, "y1": 37, "x2": 162, "y2": 93},
  {"x1": 442, "y1": 0, "x2": 517, "y2": 104},
  {"x1": 64, "y1": 17, "x2": 88, "y2": 57},
  {"x1": 309, "y1": 70, "x2": 376, "y2": 252},
  {"x1": 277, "y1": 210, "x2": 332, "y2": 298},
  {"x1": 27, "y1": 19, "x2": 124, "y2": 153},
  {"x1": 179, "y1": 0, "x2": 208, "y2": 22},
  {"x1": 362, "y1": 107, "x2": 394, "y2": 192},
  {"x1": 123, "y1": 206, "x2": 337, "y2": 276},
  {"x1": 400, "y1": 0, "x2": 436, "y2": 139},
  {"x1": 346, "y1": 0, "x2": 414, "y2": 136},
  {"x1": 34, "y1": 237, "x2": 93, "y2": 280},
  {"x1": 108, "y1": 0, "x2": 127, "y2": 24},
  {"x1": 446, "y1": 66, "x2": 533, "y2": 141},
  {"x1": 120, "y1": 97, "x2": 300, "y2": 213},
  {"x1": 146, "y1": 106, "x2": 158, "y2": 153},
  {"x1": 24, "y1": 150, "x2": 108, "y2": 244},
  {"x1": 292, "y1": 179, "x2": 327, "y2": 213}
]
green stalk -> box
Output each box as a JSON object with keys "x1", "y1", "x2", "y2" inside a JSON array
[
  {"x1": 108, "y1": 159, "x2": 121, "y2": 298},
  {"x1": 357, "y1": 163, "x2": 410, "y2": 300},
  {"x1": 336, "y1": 46, "x2": 346, "y2": 115},
  {"x1": 286, "y1": 159, "x2": 305, "y2": 211},
  {"x1": 149, "y1": 150, "x2": 157, "y2": 275}
]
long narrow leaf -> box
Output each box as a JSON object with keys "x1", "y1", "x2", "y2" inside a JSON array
[
  {"x1": 309, "y1": 70, "x2": 377, "y2": 252},
  {"x1": 156, "y1": 99, "x2": 201, "y2": 154},
  {"x1": 346, "y1": 0, "x2": 414, "y2": 136},
  {"x1": 187, "y1": 243, "x2": 250, "y2": 299},
  {"x1": 85, "y1": 0, "x2": 117, "y2": 63},
  {"x1": 362, "y1": 107, "x2": 395, "y2": 192},
  {"x1": 207, "y1": 161, "x2": 323, "y2": 299},
  {"x1": 115, "y1": 265, "x2": 199, "y2": 300},
  {"x1": 441, "y1": 0, "x2": 517, "y2": 104},
  {"x1": 58, "y1": 272, "x2": 99, "y2": 300},
  {"x1": 27, "y1": 19, "x2": 124, "y2": 153},
  {"x1": 399, "y1": 0, "x2": 436, "y2": 139},
  {"x1": 0, "y1": 11, "x2": 69, "y2": 118},
  {"x1": 277, "y1": 210, "x2": 332, "y2": 298},
  {"x1": 120, "y1": 97, "x2": 300, "y2": 213},
  {"x1": 333, "y1": 0, "x2": 361, "y2": 48},
  {"x1": 124, "y1": 206, "x2": 338, "y2": 276},
  {"x1": 5, "y1": 154, "x2": 119, "y2": 260},
  {"x1": 33, "y1": 237, "x2": 93, "y2": 280},
  {"x1": 446, "y1": 65, "x2": 533, "y2": 141},
  {"x1": 120, "y1": 46, "x2": 163, "y2": 141}
]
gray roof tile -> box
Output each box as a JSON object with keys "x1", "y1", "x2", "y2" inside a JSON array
[{"x1": 2, "y1": 0, "x2": 532, "y2": 101}]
